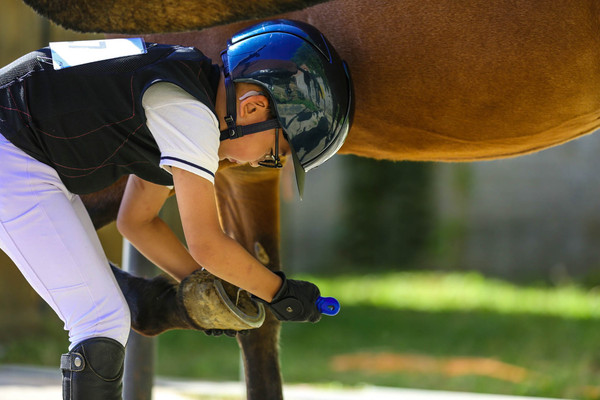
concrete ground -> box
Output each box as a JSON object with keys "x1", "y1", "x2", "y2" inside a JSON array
[{"x1": 0, "y1": 364, "x2": 567, "y2": 400}]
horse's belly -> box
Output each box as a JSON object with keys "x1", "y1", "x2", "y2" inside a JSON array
[
  {"x1": 316, "y1": 0, "x2": 600, "y2": 162},
  {"x1": 341, "y1": 107, "x2": 600, "y2": 162}
]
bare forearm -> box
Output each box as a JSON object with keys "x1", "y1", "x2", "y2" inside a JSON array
[
  {"x1": 188, "y1": 233, "x2": 282, "y2": 302},
  {"x1": 119, "y1": 217, "x2": 200, "y2": 282},
  {"x1": 170, "y1": 167, "x2": 282, "y2": 301},
  {"x1": 120, "y1": 215, "x2": 281, "y2": 300}
]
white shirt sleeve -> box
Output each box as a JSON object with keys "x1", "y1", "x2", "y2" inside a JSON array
[{"x1": 142, "y1": 82, "x2": 220, "y2": 184}]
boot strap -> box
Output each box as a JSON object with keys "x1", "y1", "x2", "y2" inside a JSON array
[{"x1": 61, "y1": 352, "x2": 86, "y2": 372}]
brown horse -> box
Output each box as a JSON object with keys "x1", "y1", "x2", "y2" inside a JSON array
[{"x1": 24, "y1": 0, "x2": 600, "y2": 399}]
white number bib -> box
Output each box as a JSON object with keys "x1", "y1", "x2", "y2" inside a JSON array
[{"x1": 49, "y1": 38, "x2": 147, "y2": 70}]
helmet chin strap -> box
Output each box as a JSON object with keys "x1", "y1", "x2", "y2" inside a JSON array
[{"x1": 219, "y1": 63, "x2": 280, "y2": 141}]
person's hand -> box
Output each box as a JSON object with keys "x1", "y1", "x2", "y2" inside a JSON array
[{"x1": 256, "y1": 272, "x2": 322, "y2": 323}]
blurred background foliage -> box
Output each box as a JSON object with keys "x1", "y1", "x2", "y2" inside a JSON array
[{"x1": 332, "y1": 157, "x2": 434, "y2": 271}]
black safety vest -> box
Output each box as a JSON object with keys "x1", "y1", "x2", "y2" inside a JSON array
[{"x1": 0, "y1": 43, "x2": 220, "y2": 194}]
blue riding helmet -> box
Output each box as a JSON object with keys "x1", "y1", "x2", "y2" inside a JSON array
[{"x1": 220, "y1": 19, "x2": 354, "y2": 196}]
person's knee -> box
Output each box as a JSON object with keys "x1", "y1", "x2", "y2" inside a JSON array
[
  {"x1": 68, "y1": 290, "x2": 131, "y2": 349},
  {"x1": 108, "y1": 298, "x2": 131, "y2": 347},
  {"x1": 104, "y1": 291, "x2": 131, "y2": 346}
]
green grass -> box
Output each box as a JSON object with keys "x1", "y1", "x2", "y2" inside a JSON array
[
  {"x1": 309, "y1": 271, "x2": 600, "y2": 318},
  {"x1": 2, "y1": 271, "x2": 600, "y2": 399}
]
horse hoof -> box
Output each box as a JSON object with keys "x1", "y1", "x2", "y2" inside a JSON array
[{"x1": 179, "y1": 269, "x2": 265, "y2": 331}]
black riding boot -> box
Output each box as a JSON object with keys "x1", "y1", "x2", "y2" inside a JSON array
[{"x1": 61, "y1": 337, "x2": 125, "y2": 400}]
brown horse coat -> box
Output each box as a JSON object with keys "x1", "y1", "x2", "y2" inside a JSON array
[{"x1": 138, "y1": 0, "x2": 600, "y2": 163}]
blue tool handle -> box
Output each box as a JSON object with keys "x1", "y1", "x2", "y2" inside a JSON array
[{"x1": 316, "y1": 296, "x2": 340, "y2": 316}]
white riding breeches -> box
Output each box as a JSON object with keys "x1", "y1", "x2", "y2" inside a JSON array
[{"x1": 0, "y1": 134, "x2": 130, "y2": 349}]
